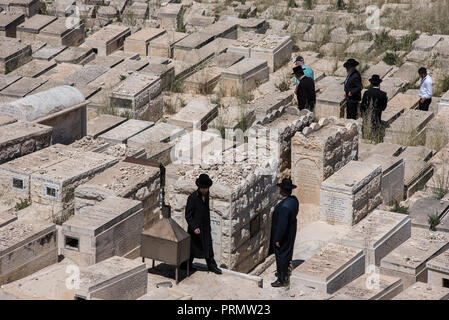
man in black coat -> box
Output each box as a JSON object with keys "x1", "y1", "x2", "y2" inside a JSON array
[
  {"x1": 293, "y1": 66, "x2": 316, "y2": 112},
  {"x1": 184, "y1": 173, "x2": 222, "y2": 274},
  {"x1": 343, "y1": 58, "x2": 363, "y2": 120},
  {"x1": 269, "y1": 178, "x2": 299, "y2": 287},
  {"x1": 360, "y1": 74, "x2": 388, "y2": 139}
]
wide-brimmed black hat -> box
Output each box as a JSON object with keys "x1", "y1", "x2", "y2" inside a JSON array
[
  {"x1": 369, "y1": 74, "x2": 382, "y2": 85},
  {"x1": 343, "y1": 58, "x2": 359, "y2": 68},
  {"x1": 196, "y1": 173, "x2": 213, "y2": 188},
  {"x1": 292, "y1": 65, "x2": 304, "y2": 75},
  {"x1": 277, "y1": 178, "x2": 297, "y2": 190}
]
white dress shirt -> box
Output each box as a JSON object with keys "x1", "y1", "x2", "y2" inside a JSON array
[{"x1": 419, "y1": 74, "x2": 433, "y2": 99}]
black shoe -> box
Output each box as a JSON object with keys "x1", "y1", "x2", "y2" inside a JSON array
[
  {"x1": 271, "y1": 278, "x2": 288, "y2": 287},
  {"x1": 208, "y1": 265, "x2": 222, "y2": 275}
]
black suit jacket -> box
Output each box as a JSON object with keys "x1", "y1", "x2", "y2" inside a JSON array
[
  {"x1": 344, "y1": 70, "x2": 362, "y2": 101},
  {"x1": 295, "y1": 76, "x2": 316, "y2": 109},
  {"x1": 360, "y1": 87, "x2": 388, "y2": 114}
]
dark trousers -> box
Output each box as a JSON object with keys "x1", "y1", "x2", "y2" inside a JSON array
[
  {"x1": 418, "y1": 98, "x2": 432, "y2": 111},
  {"x1": 346, "y1": 100, "x2": 359, "y2": 119},
  {"x1": 298, "y1": 101, "x2": 315, "y2": 112},
  {"x1": 188, "y1": 256, "x2": 217, "y2": 268},
  {"x1": 274, "y1": 249, "x2": 289, "y2": 282}
]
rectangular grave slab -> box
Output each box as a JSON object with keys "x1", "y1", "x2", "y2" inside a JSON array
[
  {"x1": 336, "y1": 210, "x2": 411, "y2": 267},
  {"x1": 408, "y1": 199, "x2": 449, "y2": 230},
  {"x1": 384, "y1": 109, "x2": 433, "y2": 146},
  {"x1": 98, "y1": 119, "x2": 154, "y2": 145},
  {"x1": 0, "y1": 74, "x2": 21, "y2": 91},
  {"x1": 16, "y1": 14, "x2": 57, "y2": 41},
  {"x1": 55, "y1": 46, "x2": 96, "y2": 65},
  {"x1": 291, "y1": 243, "x2": 365, "y2": 294},
  {"x1": 0, "y1": 220, "x2": 57, "y2": 285},
  {"x1": 380, "y1": 228, "x2": 449, "y2": 288},
  {"x1": 362, "y1": 154, "x2": 405, "y2": 205},
  {"x1": 393, "y1": 281, "x2": 449, "y2": 300},
  {"x1": 168, "y1": 99, "x2": 218, "y2": 131},
  {"x1": 388, "y1": 62, "x2": 419, "y2": 85},
  {"x1": 124, "y1": 28, "x2": 165, "y2": 56},
  {"x1": 219, "y1": 58, "x2": 269, "y2": 95},
  {"x1": 227, "y1": 32, "x2": 266, "y2": 58},
  {"x1": 425, "y1": 107, "x2": 449, "y2": 149},
  {"x1": 412, "y1": 34, "x2": 442, "y2": 52},
  {"x1": 173, "y1": 32, "x2": 215, "y2": 60},
  {"x1": 32, "y1": 45, "x2": 67, "y2": 61},
  {"x1": 331, "y1": 273, "x2": 403, "y2": 300},
  {"x1": 87, "y1": 114, "x2": 127, "y2": 138},
  {"x1": 250, "y1": 35, "x2": 292, "y2": 72},
  {"x1": 427, "y1": 249, "x2": 449, "y2": 288},
  {"x1": 64, "y1": 65, "x2": 109, "y2": 85},
  {"x1": 10, "y1": 60, "x2": 56, "y2": 78},
  {"x1": 128, "y1": 122, "x2": 186, "y2": 145},
  {"x1": 0, "y1": 76, "x2": 45, "y2": 98},
  {"x1": 38, "y1": 18, "x2": 85, "y2": 47},
  {"x1": 315, "y1": 83, "x2": 345, "y2": 119},
  {"x1": 0, "y1": 211, "x2": 17, "y2": 228},
  {"x1": 0, "y1": 36, "x2": 31, "y2": 74},
  {"x1": 0, "y1": 12, "x2": 25, "y2": 37},
  {"x1": 437, "y1": 90, "x2": 449, "y2": 112},
  {"x1": 85, "y1": 25, "x2": 131, "y2": 56},
  {"x1": 62, "y1": 197, "x2": 144, "y2": 266},
  {"x1": 0, "y1": 0, "x2": 39, "y2": 18},
  {"x1": 320, "y1": 161, "x2": 382, "y2": 226},
  {"x1": 157, "y1": 3, "x2": 183, "y2": 31},
  {"x1": 148, "y1": 31, "x2": 188, "y2": 58},
  {"x1": 74, "y1": 256, "x2": 147, "y2": 300}
]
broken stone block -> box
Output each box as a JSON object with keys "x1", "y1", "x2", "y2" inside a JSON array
[
  {"x1": 362, "y1": 154, "x2": 405, "y2": 205},
  {"x1": 87, "y1": 114, "x2": 127, "y2": 138},
  {"x1": 148, "y1": 31, "x2": 188, "y2": 58},
  {"x1": 426, "y1": 249, "x2": 449, "y2": 288},
  {"x1": 380, "y1": 228, "x2": 449, "y2": 288},
  {"x1": 336, "y1": 210, "x2": 411, "y2": 267},
  {"x1": 0, "y1": 220, "x2": 57, "y2": 285},
  {"x1": 0, "y1": 36, "x2": 31, "y2": 74},
  {"x1": 110, "y1": 73, "x2": 163, "y2": 122},
  {"x1": 331, "y1": 273, "x2": 403, "y2": 300},
  {"x1": 98, "y1": 119, "x2": 154, "y2": 145},
  {"x1": 62, "y1": 197, "x2": 144, "y2": 266},
  {"x1": 0, "y1": 12, "x2": 25, "y2": 37},
  {"x1": 38, "y1": 17, "x2": 85, "y2": 47},
  {"x1": 320, "y1": 160, "x2": 382, "y2": 226},
  {"x1": 291, "y1": 242, "x2": 365, "y2": 294},
  {"x1": 168, "y1": 99, "x2": 218, "y2": 131},
  {"x1": 124, "y1": 28, "x2": 166, "y2": 56},
  {"x1": 219, "y1": 58, "x2": 269, "y2": 96},
  {"x1": 157, "y1": 3, "x2": 183, "y2": 31},
  {"x1": 85, "y1": 25, "x2": 131, "y2": 56},
  {"x1": 393, "y1": 281, "x2": 449, "y2": 300},
  {"x1": 250, "y1": 35, "x2": 292, "y2": 72},
  {"x1": 291, "y1": 118, "x2": 358, "y2": 215},
  {"x1": 16, "y1": 14, "x2": 56, "y2": 42},
  {"x1": 0, "y1": 120, "x2": 52, "y2": 164},
  {"x1": 73, "y1": 256, "x2": 147, "y2": 300},
  {"x1": 408, "y1": 198, "x2": 449, "y2": 230}
]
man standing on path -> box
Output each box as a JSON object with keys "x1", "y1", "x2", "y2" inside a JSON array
[
  {"x1": 343, "y1": 58, "x2": 363, "y2": 120},
  {"x1": 294, "y1": 56, "x2": 314, "y2": 81},
  {"x1": 418, "y1": 67, "x2": 433, "y2": 111},
  {"x1": 360, "y1": 74, "x2": 388, "y2": 139},
  {"x1": 183, "y1": 173, "x2": 222, "y2": 275},
  {"x1": 293, "y1": 66, "x2": 316, "y2": 112},
  {"x1": 269, "y1": 178, "x2": 299, "y2": 288}
]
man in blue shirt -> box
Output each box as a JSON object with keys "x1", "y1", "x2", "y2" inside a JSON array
[{"x1": 293, "y1": 56, "x2": 314, "y2": 84}]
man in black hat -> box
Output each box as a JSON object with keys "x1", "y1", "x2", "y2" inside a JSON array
[
  {"x1": 293, "y1": 66, "x2": 316, "y2": 111},
  {"x1": 183, "y1": 173, "x2": 222, "y2": 274},
  {"x1": 343, "y1": 58, "x2": 363, "y2": 120},
  {"x1": 360, "y1": 74, "x2": 388, "y2": 139},
  {"x1": 269, "y1": 178, "x2": 299, "y2": 287}
]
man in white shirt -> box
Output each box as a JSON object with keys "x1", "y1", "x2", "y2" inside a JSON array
[{"x1": 418, "y1": 67, "x2": 433, "y2": 111}]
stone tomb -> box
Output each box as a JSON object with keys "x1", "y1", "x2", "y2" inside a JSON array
[
  {"x1": 16, "y1": 14, "x2": 56, "y2": 42},
  {"x1": 74, "y1": 160, "x2": 160, "y2": 229},
  {"x1": 393, "y1": 282, "x2": 449, "y2": 300},
  {"x1": 0, "y1": 76, "x2": 46, "y2": 98},
  {"x1": 38, "y1": 17, "x2": 85, "y2": 47},
  {"x1": 0, "y1": 144, "x2": 118, "y2": 223},
  {"x1": 291, "y1": 118, "x2": 358, "y2": 213},
  {"x1": 124, "y1": 28, "x2": 165, "y2": 56},
  {"x1": 0, "y1": 0, "x2": 40, "y2": 18},
  {"x1": 0, "y1": 36, "x2": 31, "y2": 74},
  {"x1": 384, "y1": 109, "x2": 434, "y2": 145},
  {"x1": 314, "y1": 80, "x2": 346, "y2": 120},
  {"x1": 85, "y1": 25, "x2": 131, "y2": 56},
  {"x1": 408, "y1": 198, "x2": 449, "y2": 230},
  {"x1": 320, "y1": 161, "x2": 382, "y2": 226},
  {"x1": 61, "y1": 197, "x2": 144, "y2": 266},
  {"x1": 437, "y1": 90, "x2": 449, "y2": 112},
  {"x1": 380, "y1": 228, "x2": 449, "y2": 288},
  {"x1": 427, "y1": 249, "x2": 449, "y2": 288},
  {"x1": 148, "y1": 31, "x2": 188, "y2": 58},
  {"x1": 10, "y1": 59, "x2": 56, "y2": 78},
  {"x1": 331, "y1": 273, "x2": 403, "y2": 300},
  {"x1": 291, "y1": 242, "x2": 365, "y2": 294},
  {"x1": 227, "y1": 32, "x2": 266, "y2": 58},
  {"x1": 246, "y1": 35, "x2": 292, "y2": 72},
  {"x1": 168, "y1": 99, "x2": 218, "y2": 131},
  {"x1": 362, "y1": 154, "x2": 404, "y2": 205},
  {"x1": 219, "y1": 58, "x2": 269, "y2": 96},
  {"x1": 0, "y1": 211, "x2": 16, "y2": 228},
  {"x1": 110, "y1": 73, "x2": 162, "y2": 122},
  {"x1": 425, "y1": 107, "x2": 449, "y2": 149},
  {"x1": 0, "y1": 12, "x2": 25, "y2": 37},
  {"x1": 157, "y1": 3, "x2": 183, "y2": 31},
  {"x1": 73, "y1": 256, "x2": 147, "y2": 300},
  {"x1": 98, "y1": 119, "x2": 154, "y2": 145},
  {"x1": 128, "y1": 122, "x2": 186, "y2": 145},
  {"x1": 55, "y1": 46, "x2": 95, "y2": 65},
  {"x1": 335, "y1": 210, "x2": 411, "y2": 267},
  {"x1": 86, "y1": 114, "x2": 127, "y2": 138},
  {"x1": 0, "y1": 220, "x2": 57, "y2": 285},
  {"x1": 0, "y1": 120, "x2": 52, "y2": 164},
  {"x1": 173, "y1": 32, "x2": 215, "y2": 61},
  {"x1": 32, "y1": 46, "x2": 67, "y2": 61}
]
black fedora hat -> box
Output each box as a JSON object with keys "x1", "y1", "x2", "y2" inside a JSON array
[
  {"x1": 343, "y1": 58, "x2": 359, "y2": 68},
  {"x1": 196, "y1": 173, "x2": 213, "y2": 188},
  {"x1": 292, "y1": 65, "x2": 304, "y2": 75},
  {"x1": 369, "y1": 74, "x2": 382, "y2": 85},
  {"x1": 277, "y1": 178, "x2": 297, "y2": 190}
]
